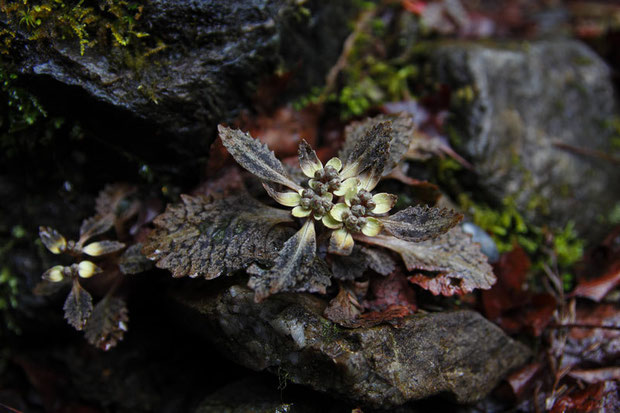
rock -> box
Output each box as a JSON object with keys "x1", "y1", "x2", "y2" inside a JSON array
[
  {"x1": 5, "y1": 0, "x2": 355, "y2": 148},
  {"x1": 179, "y1": 282, "x2": 530, "y2": 409},
  {"x1": 431, "y1": 40, "x2": 620, "y2": 239}
]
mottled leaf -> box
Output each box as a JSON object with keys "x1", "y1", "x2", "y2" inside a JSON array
[
  {"x1": 143, "y1": 194, "x2": 294, "y2": 279},
  {"x1": 84, "y1": 296, "x2": 129, "y2": 351},
  {"x1": 118, "y1": 243, "x2": 153, "y2": 275},
  {"x1": 39, "y1": 226, "x2": 66, "y2": 254},
  {"x1": 64, "y1": 280, "x2": 93, "y2": 331},
  {"x1": 339, "y1": 121, "x2": 392, "y2": 180},
  {"x1": 343, "y1": 114, "x2": 414, "y2": 176},
  {"x1": 247, "y1": 220, "x2": 330, "y2": 302},
  {"x1": 218, "y1": 125, "x2": 301, "y2": 191},
  {"x1": 331, "y1": 246, "x2": 395, "y2": 281},
  {"x1": 82, "y1": 240, "x2": 125, "y2": 256},
  {"x1": 379, "y1": 205, "x2": 463, "y2": 242},
  {"x1": 357, "y1": 226, "x2": 495, "y2": 295}
]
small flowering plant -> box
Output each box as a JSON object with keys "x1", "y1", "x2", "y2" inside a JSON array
[
  {"x1": 212, "y1": 117, "x2": 464, "y2": 300},
  {"x1": 145, "y1": 115, "x2": 495, "y2": 306}
]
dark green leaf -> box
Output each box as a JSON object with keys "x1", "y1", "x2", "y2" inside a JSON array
[
  {"x1": 343, "y1": 113, "x2": 414, "y2": 176},
  {"x1": 118, "y1": 243, "x2": 153, "y2": 275},
  {"x1": 218, "y1": 125, "x2": 301, "y2": 190},
  {"x1": 380, "y1": 205, "x2": 462, "y2": 242},
  {"x1": 64, "y1": 280, "x2": 93, "y2": 331},
  {"x1": 143, "y1": 194, "x2": 294, "y2": 279},
  {"x1": 247, "y1": 219, "x2": 330, "y2": 302},
  {"x1": 339, "y1": 121, "x2": 392, "y2": 181},
  {"x1": 358, "y1": 227, "x2": 496, "y2": 295},
  {"x1": 84, "y1": 296, "x2": 129, "y2": 351}
]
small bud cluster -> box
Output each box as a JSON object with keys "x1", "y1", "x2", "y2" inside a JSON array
[
  {"x1": 348, "y1": 190, "x2": 376, "y2": 217},
  {"x1": 341, "y1": 211, "x2": 367, "y2": 233},
  {"x1": 300, "y1": 188, "x2": 333, "y2": 217},
  {"x1": 312, "y1": 165, "x2": 341, "y2": 195}
]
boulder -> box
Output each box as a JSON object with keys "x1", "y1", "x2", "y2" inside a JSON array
[
  {"x1": 4, "y1": 0, "x2": 355, "y2": 147},
  {"x1": 431, "y1": 40, "x2": 620, "y2": 238},
  {"x1": 180, "y1": 282, "x2": 530, "y2": 409}
]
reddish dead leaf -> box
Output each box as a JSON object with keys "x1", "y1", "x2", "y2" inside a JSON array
[
  {"x1": 506, "y1": 362, "x2": 542, "y2": 399},
  {"x1": 482, "y1": 246, "x2": 533, "y2": 323},
  {"x1": 569, "y1": 367, "x2": 620, "y2": 383},
  {"x1": 551, "y1": 381, "x2": 619, "y2": 413},
  {"x1": 401, "y1": 0, "x2": 426, "y2": 16},
  {"x1": 238, "y1": 105, "x2": 320, "y2": 158},
  {"x1": 495, "y1": 293, "x2": 557, "y2": 336},
  {"x1": 408, "y1": 272, "x2": 468, "y2": 296},
  {"x1": 573, "y1": 259, "x2": 620, "y2": 302},
  {"x1": 363, "y1": 272, "x2": 417, "y2": 313}
]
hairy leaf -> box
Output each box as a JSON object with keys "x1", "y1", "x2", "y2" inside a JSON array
[
  {"x1": 39, "y1": 226, "x2": 66, "y2": 254},
  {"x1": 143, "y1": 194, "x2": 294, "y2": 279},
  {"x1": 118, "y1": 243, "x2": 153, "y2": 275},
  {"x1": 218, "y1": 125, "x2": 301, "y2": 191},
  {"x1": 357, "y1": 226, "x2": 495, "y2": 295},
  {"x1": 379, "y1": 205, "x2": 462, "y2": 242},
  {"x1": 95, "y1": 183, "x2": 138, "y2": 217},
  {"x1": 331, "y1": 246, "x2": 396, "y2": 281},
  {"x1": 64, "y1": 280, "x2": 93, "y2": 331},
  {"x1": 79, "y1": 215, "x2": 114, "y2": 244},
  {"x1": 339, "y1": 121, "x2": 392, "y2": 180},
  {"x1": 343, "y1": 114, "x2": 414, "y2": 176},
  {"x1": 84, "y1": 296, "x2": 129, "y2": 351},
  {"x1": 247, "y1": 220, "x2": 330, "y2": 302}
]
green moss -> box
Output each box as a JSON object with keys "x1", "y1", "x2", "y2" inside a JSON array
[
  {"x1": 459, "y1": 194, "x2": 585, "y2": 291},
  {"x1": 1, "y1": 0, "x2": 151, "y2": 56}
]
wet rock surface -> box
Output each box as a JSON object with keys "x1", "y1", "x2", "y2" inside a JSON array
[
  {"x1": 7, "y1": 0, "x2": 354, "y2": 147},
  {"x1": 431, "y1": 40, "x2": 620, "y2": 238},
  {"x1": 180, "y1": 282, "x2": 530, "y2": 408}
]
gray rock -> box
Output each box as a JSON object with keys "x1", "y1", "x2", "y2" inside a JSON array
[
  {"x1": 431, "y1": 40, "x2": 620, "y2": 238},
  {"x1": 6, "y1": 0, "x2": 354, "y2": 145},
  {"x1": 180, "y1": 283, "x2": 530, "y2": 409}
]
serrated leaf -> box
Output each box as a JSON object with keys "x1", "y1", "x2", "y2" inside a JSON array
[
  {"x1": 331, "y1": 245, "x2": 395, "y2": 281},
  {"x1": 218, "y1": 125, "x2": 301, "y2": 191},
  {"x1": 79, "y1": 215, "x2": 114, "y2": 243},
  {"x1": 82, "y1": 240, "x2": 125, "y2": 256},
  {"x1": 343, "y1": 114, "x2": 413, "y2": 176},
  {"x1": 247, "y1": 219, "x2": 330, "y2": 302},
  {"x1": 39, "y1": 226, "x2": 66, "y2": 254},
  {"x1": 64, "y1": 280, "x2": 93, "y2": 331},
  {"x1": 143, "y1": 194, "x2": 294, "y2": 279},
  {"x1": 379, "y1": 205, "x2": 463, "y2": 242},
  {"x1": 339, "y1": 121, "x2": 392, "y2": 180},
  {"x1": 84, "y1": 296, "x2": 129, "y2": 351},
  {"x1": 95, "y1": 183, "x2": 138, "y2": 217},
  {"x1": 358, "y1": 227, "x2": 496, "y2": 295},
  {"x1": 118, "y1": 243, "x2": 153, "y2": 275}
]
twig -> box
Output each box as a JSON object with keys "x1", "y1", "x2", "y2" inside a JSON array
[
  {"x1": 322, "y1": 9, "x2": 375, "y2": 99},
  {"x1": 552, "y1": 141, "x2": 620, "y2": 164},
  {"x1": 548, "y1": 323, "x2": 620, "y2": 331}
]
